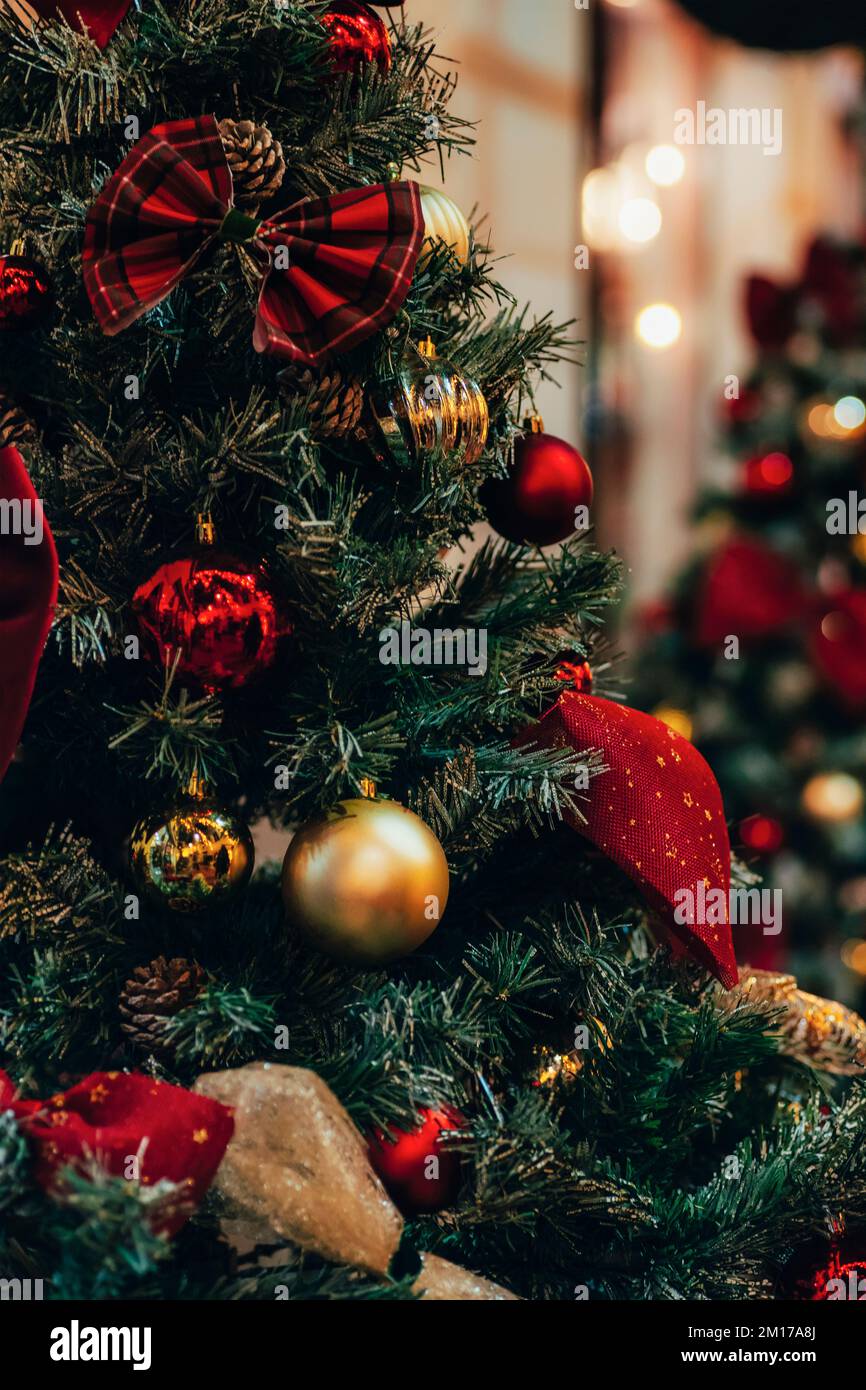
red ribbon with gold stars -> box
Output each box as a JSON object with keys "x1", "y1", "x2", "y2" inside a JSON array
[
  {"x1": 0, "y1": 1069, "x2": 234, "y2": 1235},
  {"x1": 516, "y1": 691, "x2": 737, "y2": 988}
]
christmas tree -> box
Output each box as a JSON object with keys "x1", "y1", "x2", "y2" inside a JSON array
[
  {"x1": 634, "y1": 235, "x2": 866, "y2": 1005},
  {"x1": 2, "y1": 0, "x2": 866, "y2": 1305}
]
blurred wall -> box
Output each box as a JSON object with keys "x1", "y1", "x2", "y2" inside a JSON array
[{"x1": 411, "y1": 0, "x2": 588, "y2": 442}]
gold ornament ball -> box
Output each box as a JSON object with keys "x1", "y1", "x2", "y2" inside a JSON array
[
  {"x1": 281, "y1": 798, "x2": 450, "y2": 963},
  {"x1": 419, "y1": 186, "x2": 471, "y2": 268},
  {"x1": 801, "y1": 772, "x2": 864, "y2": 824},
  {"x1": 130, "y1": 794, "x2": 254, "y2": 912}
]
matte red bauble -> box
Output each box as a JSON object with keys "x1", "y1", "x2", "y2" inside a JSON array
[
  {"x1": 132, "y1": 550, "x2": 287, "y2": 690},
  {"x1": 322, "y1": 1, "x2": 392, "y2": 74},
  {"x1": 0, "y1": 254, "x2": 53, "y2": 332},
  {"x1": 367, "y1": 1105, "x2": 464, "y2": 1214},
  {"x1": 481, "y1": 418, "x2": 593, "y2": 547}
]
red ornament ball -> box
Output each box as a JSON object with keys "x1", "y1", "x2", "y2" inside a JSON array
[
  {"x1": 132, "y1": 550, "x2": 288, "y2": 691},
  {"x1": 0, "y1": 254, "x2": 53, "y2": 332},
  {"x1": 481, "y1": 423, "x2": 593, "y2": 547},
  {"x1": 367, "y1": 1105, "x2": 464, "y2": 1214},
  {"x1": 743, "y1": 450, "x2": 793, "y2": 495},
  {"x1": 322, "y1": 1, "x2": 392, "y2": 74},
  {"x1": 555, "y1": 656, "x2": 593, "y2": 691},
  {"x1": 739, "y1": 814, "x2": 784, "y2": 854}
]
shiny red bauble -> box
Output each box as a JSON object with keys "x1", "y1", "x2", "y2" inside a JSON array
[
  {"x1": 27, "y1": 0, "x2": 131, "y2": 48},
  {"x1": 367, "y1": 1105, "x2": 464, "y2": 1214},
  {"x1": 132, "y1": 550, "x2": 288, "y2": 691},
  {"x1": 0, "y1": 254, "x2": 53, "y2": 332},
  {"x1": 481, "y1": 425, "x2": 593, "y2": 547},
  {"x1": 322, "y1": 1, "x2": 392, "y2": 74}
]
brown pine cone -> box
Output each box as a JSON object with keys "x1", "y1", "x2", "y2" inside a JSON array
[
  {"x1": 119, "y1": 955, "x2": 207, "y2": 1058},
  {"x1": 279, "y1": 365, "x2": 364, "y2": 439},
  {"x1": 0, "y1": 392, "x2": 35, "y2": 450},
  {"x1": 218, "y1": 118, "x2": 286, "y2": 210}
]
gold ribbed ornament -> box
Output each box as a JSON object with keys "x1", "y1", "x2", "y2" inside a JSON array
[
  {"x1": 368, "y1": 338, "x2": 489, "y2": 468},
  {"x1": 281, "y1": 798, "x2": 450, "y2": 963},
  {"x1": 419, "y1": 186, "x2": 471, "y2": 267}
]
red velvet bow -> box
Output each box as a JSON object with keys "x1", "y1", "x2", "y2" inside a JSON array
[
  {"x1": 516, "y1": 692, "x2": 737, "y2": 988},
  {"x1": 0, "y1": 444, "x2": 58, "y2": 786},
  {"x1": 25, "y1": 1, "x2": 130, "y2": 49},
  {"x1": 83, "y1": 115, "x2": 424, "y2": 364},
  {"x1": 0, "y1": 1069, "x2": 234, "y2": 1236},
  {"x1": 695, "y1": 536, "x2": 805, "y2": 647}
]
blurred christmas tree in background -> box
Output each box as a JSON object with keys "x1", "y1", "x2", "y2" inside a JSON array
[{"x1": 633, "y1": 232, "x2": 866, "y2": 1006}]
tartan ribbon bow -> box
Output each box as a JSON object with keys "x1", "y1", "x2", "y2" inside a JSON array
[{"x1": 83, "y1": 115, "x2": 424, "y2": 364}]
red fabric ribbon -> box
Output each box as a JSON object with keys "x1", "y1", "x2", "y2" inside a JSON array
[
  {"x1": 83, "y1": 115, "x2": 424, "y2": 364},
  {"x1": 26, "y1": 1, "x2": 130, "y2": 49},
  {"x1": 517, "y1": 692, "x2": 737, "y2": 988},
  {"x1": 694, "y1": 536, "x2": 804, "y2": 647},
  {"x1": 0, "y1": 445, "x2": 58, "y2": 786},
  {"x1": 0, "y1": 1069, "x2": 234, "y2": 1236}
]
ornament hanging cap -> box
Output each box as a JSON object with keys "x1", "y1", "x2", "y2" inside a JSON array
[
  {"x1": 523, "y1": 415, "x2": 545, "y2": 434},
  {"x1": 196, "y1": 512, "x2": 216, "y2": 545},
  {"x1": 359, "y1": 777, "x2": 378, "y2": 799},
  {"x1": 417, "y1": 335, "x2": 437, "y2": 358}
]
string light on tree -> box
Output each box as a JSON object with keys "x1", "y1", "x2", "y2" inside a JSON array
[
  {"x1": 801, "y1": 772, "x2": 864, "y2": 824},
  {"x1": 618, "y1": 197, "x2": 661, "y2": 245},
  {"x1": 635, "y1": 303, "x2": 682, "y2": 349},
  {"x1": 651, "y1": 705, "x2": 693, "y2": 740},
  {"x1": 833, "y1": 395, "x2": 866, "y2": 432},
  {"x1": 645, "y1": 144, "x2": 685, "y2": 186}
]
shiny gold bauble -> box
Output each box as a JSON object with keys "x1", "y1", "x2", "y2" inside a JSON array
[
  {"x1": 419, "y1": 185, "x2": 471, "y2": 268},
  {"x1": 281, "y1": 798, "x2": 450, "y2": 963},
  {"x1": 130, "y1": 788, "x2": 254, "y2": 913}
]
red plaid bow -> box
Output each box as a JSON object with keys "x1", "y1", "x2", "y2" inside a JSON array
[{"x1": 83, "y1": 115, "x2": 424, "y2": 364}]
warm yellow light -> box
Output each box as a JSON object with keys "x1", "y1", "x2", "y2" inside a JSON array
[
  {"x1": 652, "y1": 705, "x2": 693, "y2": 740},
  {"x1": 802, "y1": 772, "x2": 864, "y2": 824},
  {"x1": 635, "y1": 303, "x2": 682, "y2": 349},
  {"x1": 834, "y1": 396, "x2": 866, "y2": 431},
  {"x1": 581, "y1": 166, "x2": 620, "y2": 251},
  {"x1": 645, "y1": 144, "x2": 685, "y2": 186},
  {"x1": 618, "y1": 197, "x2": 662, "y2": 244},
  {"x1": 842, "y1": 938, "x2": 866, "y2": 976},
  {"x1": 807, "y1": 402, "x2": 834, "y2": 437}
]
